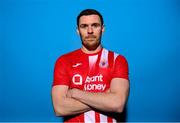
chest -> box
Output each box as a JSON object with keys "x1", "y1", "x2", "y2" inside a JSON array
[{"x1": 68, "y1": 57, "x2": 113, "y2": 92}]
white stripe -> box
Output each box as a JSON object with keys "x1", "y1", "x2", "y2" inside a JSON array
[
  {"x1": 114, "y1": 52, "x2": 119, "y2": 62},
  {"x1": 89, "y1": 55, "x2": 98, "y2": 69},
  {"x1": 113, "y1": 118, "x2": 117, "y2": 123},
  {"x1": 84, "y1": 110, "x2": 95, "y2": 123},
  {"x1": 100, "y1": 113, "x2": 107, "y2": 122},
  {"x1": 99, "y1": 48, "x2": 109, "y2": 68}
]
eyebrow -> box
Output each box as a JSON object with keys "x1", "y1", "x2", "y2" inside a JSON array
[{"x1": 79, "y1": 23, "x2": 101, "y2": 27}]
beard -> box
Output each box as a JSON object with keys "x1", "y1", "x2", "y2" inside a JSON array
[{"x1": 80, "y1": 34, "x2": 102, "y2": 51}]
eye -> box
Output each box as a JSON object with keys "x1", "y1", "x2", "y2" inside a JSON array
[
  {"x1": 79, "y1": 24, "x2": 88, "y2": 29},
  {"x1": 92, "y1": 23, "x2": 101, "y2": 28}
]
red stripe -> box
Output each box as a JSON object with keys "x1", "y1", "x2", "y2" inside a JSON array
[
  {"x1": 82, "y1": 113, "x2": 84, "y2": 123},
  {"x1": 108, "y1": 51, "x2": 114, "y2": 68},
  {"x1": 95, "y1": 112, "x2": 100, "y2": 122},
  {"x1": 107, "y1": 117, "x2": 113, "y2": 123}
]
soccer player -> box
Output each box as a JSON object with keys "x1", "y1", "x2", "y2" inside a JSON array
[{"x1": 52, "y1": 9, "x2": 129, "y2": 123}]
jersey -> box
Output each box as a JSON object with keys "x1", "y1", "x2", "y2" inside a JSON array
[{"x1": 53, "y1": 48, "x2": 129, "y2": 123}]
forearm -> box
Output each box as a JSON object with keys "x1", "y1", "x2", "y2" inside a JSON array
[
  {"x1": 55, "y1": 96, "x2": 91, "y2": 116},
  {"x1": 71, "y1": 89, "x2": 125, "y2": 113},
  {"x1": 52, "y1": 86, "x2": 91, "y2": 116}
]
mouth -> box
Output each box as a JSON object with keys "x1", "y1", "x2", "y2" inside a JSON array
[
  {"x1": 85, "y1": 37, "x2": 96, "y2": 42},
  {"x1": 85, "y1": 38, "x2": 96, "y2": 42},
  {"x1": 85, "y1": 35, "x2": 96, "y2": 39}
]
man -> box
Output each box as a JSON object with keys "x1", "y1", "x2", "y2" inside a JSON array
[{"x1": 52, "y1": 9, "x2": 129, "y2": 123}]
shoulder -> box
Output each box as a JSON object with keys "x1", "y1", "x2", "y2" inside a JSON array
[
  {"x1": 104, "y1": 48, "x2": 127, "y2": 62},
  {"x1": 55, "y1": 49, "x2": 81, "y2": 63}
]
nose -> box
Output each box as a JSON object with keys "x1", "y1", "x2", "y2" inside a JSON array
[{"x1": 87, "y1": 26, "x2": 93, "y2": 34}]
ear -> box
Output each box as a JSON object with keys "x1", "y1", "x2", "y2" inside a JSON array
[
  {"x1": 76, "y1": 27, "x2": 80, "y2": 35},
  {"x1": 102, "y1": 25, "x2": 105, "y2": 33}
]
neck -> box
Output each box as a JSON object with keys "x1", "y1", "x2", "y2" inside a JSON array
[{"x1": 81, "y1": 45, "x2": 102, "y2": 54}]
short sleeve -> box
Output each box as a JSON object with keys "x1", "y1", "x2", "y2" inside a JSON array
[
  {"x1": 112, "y1": 55, "x2": 129, "y2": 80},
  {"x1": 52, "y1": 56, "x2": 70, "y2": 86}
]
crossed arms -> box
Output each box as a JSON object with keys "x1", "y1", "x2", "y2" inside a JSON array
[{"x1": 51, "y1": 78, "x2": 129, "y2": 116}]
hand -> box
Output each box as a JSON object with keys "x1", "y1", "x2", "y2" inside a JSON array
[
  {"x1": 67, "y1": 89, "x2": 73, "y2": 98},
  {"x1": 70, "y1": 88, "x2": 85, "y2": 99},
  {"x1": 105, "y1": 89, "x2": 110, "y2": 93},
  {"x1": 67, "y1": 88, "x2": 81, "y2": 98}
]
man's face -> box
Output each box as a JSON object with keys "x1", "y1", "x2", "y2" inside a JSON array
[{"x1": 77, "y1": 15, "x2": 104, "y2": 51}]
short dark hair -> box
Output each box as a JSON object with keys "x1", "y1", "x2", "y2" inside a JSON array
[{"x1": 77, "y1": 9, "x2": 104, "y2": 26}]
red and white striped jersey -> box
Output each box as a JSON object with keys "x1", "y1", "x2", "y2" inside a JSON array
[{"x1": 53, "y1": 48, "x2": 129, "y2": 123}]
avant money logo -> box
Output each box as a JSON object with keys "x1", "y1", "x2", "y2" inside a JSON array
[{"x1": 72, "y1": 74, "x2": 106, "y2": 91}]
